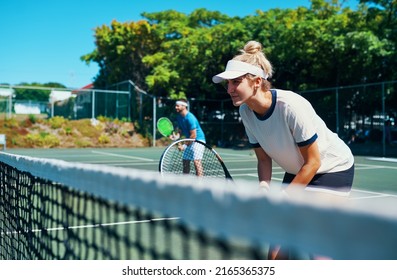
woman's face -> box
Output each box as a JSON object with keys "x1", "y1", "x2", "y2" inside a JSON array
[{"x1": 225, "y1": 75, "x2": 255, "y2": 106}]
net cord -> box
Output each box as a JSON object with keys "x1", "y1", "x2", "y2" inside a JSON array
[{"x1": 1, "y1": 152, "x2": 397, "y2": 259}]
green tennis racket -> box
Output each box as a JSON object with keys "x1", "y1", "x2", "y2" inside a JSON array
[{"x1": 157, "y1": 117, "x2": 175, "y2": 137}]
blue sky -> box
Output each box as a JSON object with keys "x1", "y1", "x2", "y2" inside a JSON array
[{"x1": 0, "y1": 0, "x2": 358, "y2": 89}]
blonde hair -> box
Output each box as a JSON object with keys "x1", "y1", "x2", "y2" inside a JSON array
[
  {"x1": 233, "y1": 41, "x2": 273, "y2": 90},
  {"x1": 234, "y1": 41, "x2": 273, "y2": 77}
]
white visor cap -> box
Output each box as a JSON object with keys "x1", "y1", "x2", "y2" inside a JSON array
[{"x1": 212, "y1": 60, "x2": 268, "y2": 83}]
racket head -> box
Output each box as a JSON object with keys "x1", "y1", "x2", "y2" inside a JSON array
[
  {"x1": 157, "y1": 117, "x2": 174, "y2": 137},
  {"x1": 159, "y1": 139, "x2": 233, "y2": 180}
]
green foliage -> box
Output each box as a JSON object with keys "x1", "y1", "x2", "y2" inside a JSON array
[
  {"x1": 98, "y1": 133, "x2": 110, "y2": 144},
  {"x1": 14, "y1": 88, "x2": 50, "y2": 102},
  {"x1": 13, "y1": 82, "x2": 66, "y2": 101},
  {"x1": 81, "y1": 19, "x2": 161, "y2": 88},
  {"x1": 48, "y1": 116, "x2": 67, "y2": 129},
  {"x1": 73, "y1": 119, "x2": 102, "y2": 138},
  {"x1": 81, "y1": 0, "x2": 396, "y2": 111},
  {"x1": 0, "y1": 116, "x2": 143, "y2": 149},
  {"x1": 25, "y1": 132, "x2": 60, "y2": 148},
  {"x1": 74, "y1": 139, "x2": 93, "y2": 148},
  {"x1": 64, "y1": 127, "x2": 72, "y2": 135},
  {"x1": 28, "y1": 114, "x2": 37, "y2": 124},
  {"x1": 3, "y1": 118, "x2": 19, "y2": 128}
]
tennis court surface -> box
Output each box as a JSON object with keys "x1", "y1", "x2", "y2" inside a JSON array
[{"x1": 1, "y1": 147, "x2": 397, "y2": 260}]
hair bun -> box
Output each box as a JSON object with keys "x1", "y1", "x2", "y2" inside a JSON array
[{"x1": 243, "y1": 41, "x2": 262, "y2": 54}]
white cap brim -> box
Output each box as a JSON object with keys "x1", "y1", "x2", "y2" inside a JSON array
[{"x1": 212, "y1": 60, "x2": 268, "y2": 83}]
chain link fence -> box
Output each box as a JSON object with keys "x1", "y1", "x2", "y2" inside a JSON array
[
  {"x1": 110, "y1": 80, "x2": 397, "y2": 157},
  {"x1": 300, "y1": 81, "x2": 397, "y2": 157},
  {"x1": 0, "y1": 85, "x2": 130, "y2": 120},
  {"x1": 2, "y1": 81, "x2": 396, "y2": 157}
]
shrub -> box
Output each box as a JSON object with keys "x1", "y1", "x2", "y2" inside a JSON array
[
  {"x1": 3, "y1": 118, "x2": 18, "y2": 128},
  {"x1": 25, "y1": 132, "x2": 60, "y2": 147},
  {"x1": 28, "y1": 114, "x2": 37, "y2": 124},
  {"x1": 98, "y1": 133, "x2": 110, "y2": 144},
  {"x1": 64, "y1": 127, "x2": 72, "y2": 135},
  {"x1": 48, "y1": 116, "x2": 67, "y2": 129},
  {"x1": 75, "y1": 139, "x2": 93, "y2": 148}
]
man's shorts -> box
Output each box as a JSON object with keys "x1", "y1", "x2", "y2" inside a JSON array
[{"x1": 183, "y1": 141, "x2": 205, "y2": 161}]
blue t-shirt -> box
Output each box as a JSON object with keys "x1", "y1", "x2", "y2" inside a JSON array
[{"x1": 176, "y1": 112, "x2": 205, "y2": 141}]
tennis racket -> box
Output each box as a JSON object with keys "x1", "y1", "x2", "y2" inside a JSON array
[
  {"x1": 159, "y1": 139, "x2": 233, "y2": 180},
  {"x1": 157, "y1": 117, "x2": 174, "y2": 137},
  {"x1": 157, "y1": 117, "x2": 180, "y2": 140}
]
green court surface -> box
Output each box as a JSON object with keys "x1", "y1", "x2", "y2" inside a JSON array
[
  {"x1": 2, "y1": 146, "x2": 397, "y2": 260},
  {"x1": 5, "y1": 146, "x2": 397, "y2": 202}
]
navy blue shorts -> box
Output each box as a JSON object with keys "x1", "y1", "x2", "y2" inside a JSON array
[{"x1": 282, "y1": 164, "x2": 354, "y2": 195}]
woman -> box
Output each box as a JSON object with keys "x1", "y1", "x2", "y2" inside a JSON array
[{"x1": 212, "y1": 41, "x2": 354, "y2": 259}]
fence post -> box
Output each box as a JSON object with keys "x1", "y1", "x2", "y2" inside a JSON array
[
  {"x1": 336, "y1": 88, "x2": 339, "y2": 135},
  {"x1": 139, "y1": 93, "x2": 143, "y2": 126},
  {"x1": 128, "y1": 83, "x2": 131, "y2": 121},
  {"x1": 92, "y1": 90, "x2": 96, "y2": 119},
  {"x1": 153, "y1": 96, "x2": 156, "y2": 147},
  {"x1": 221, "y1": 100, "x2": 225, "y2": 145},
  {"x1": 8, "y1": 87, "x2": 12, "y2": 119},
  {"x1": 382, "y1": 82, "x2": 386, "y2": 157}
]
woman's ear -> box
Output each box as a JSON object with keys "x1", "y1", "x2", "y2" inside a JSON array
[{"x1": 255, "y1": 77, "x2": 263, "y2": 88}]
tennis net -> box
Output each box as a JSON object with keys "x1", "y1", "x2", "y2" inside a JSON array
[{"x1": 1, "y1": 152, "x2": 397, "y2": 260}]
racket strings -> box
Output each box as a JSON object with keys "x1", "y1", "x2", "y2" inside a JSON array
[
  {"x1": 160, "y1": 141, "x2": 226, "y2": 178},
  {"x1": 157, "y1": 117, "x2": 174, "y2": 137}
]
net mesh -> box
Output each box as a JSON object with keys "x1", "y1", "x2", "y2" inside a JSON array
[
  {"x1": 0, "y1": 153, "x2": 263, "y2": 260},
  {"x1": 1, "y1": 152, "x2": 397, "y2": 260}
]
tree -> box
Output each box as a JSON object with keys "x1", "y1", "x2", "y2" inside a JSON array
[
  {"x1": 142, "y1": 9, "x2": 244, "y2": 99},
  {"x1": 81, "y1": 0, "x2": 396, "y2": 100},
  {"x1": 81, "y1": 19, "x2": 162, "y2": 89},
  {"x1": 14, "y1": 82, "x2": 66, "y2": 101}
]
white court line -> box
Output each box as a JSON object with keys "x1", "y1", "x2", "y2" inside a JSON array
[
  {"x1": 1, "y1": 217, "x2": 180, "y2": 235},
  {"x1": 91, "y1": 150, "x2": 154, "y2": 161},
  {"x1": 78, "y1": 160, "x2": 157, "y2": 166},
  {"x1": 229, "y1": 168, "x2": 257, "y2": 172},
  {"x1": 111, "y1": 162, "x2": 158, "y2": 166},
  {"x1": 349, "y1": 194, "x2": 389, "y2": 200},
  {"x1": 232, "y1": 173, "x2": 396, "y2": 201},
  {"x1": 366, "y1": 157, "x2": 397, "y2": 163},
  {"x1": 355, "y1": 162, "x2": 397, "y2": 170},
  {"x1": 222, "y1": 159, "x2": 258, "y2": 163},
  {"x1": 221, "y1": 153, "x2": 254, "y2": 158},
  {"x1": 349, "y1": 188, "x2": 397, "y2": 200},
  {"x1": 354, "y1": 165, "x2": 386, "y2": 170},
  {"x1": 232, "y1": 174, "x2": 284, "y2": 181},
  {"x1": 229, "y1": 167, "x2": 283, "y2": 172},
  {"x1": 231, "y1": 173, "x2": 257, "y2": 178}
]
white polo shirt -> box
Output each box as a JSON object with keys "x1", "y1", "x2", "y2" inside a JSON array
[{"x1": 240, "y1": 89, "x2": 354, "y2": 174}]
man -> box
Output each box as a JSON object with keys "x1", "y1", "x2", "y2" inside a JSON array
[{"x1": 173, "y1": 99, "x2": 206, "y2": 176}]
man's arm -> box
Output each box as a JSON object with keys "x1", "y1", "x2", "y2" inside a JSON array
[{"x1": 189, "y1": 129, "x2": 197, "y2": 139}]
